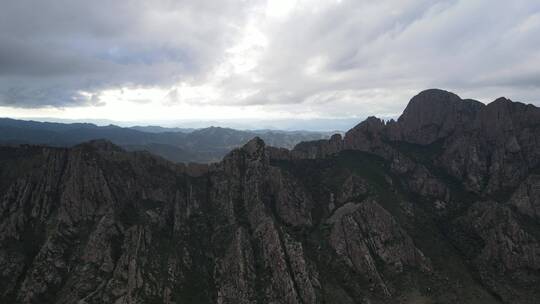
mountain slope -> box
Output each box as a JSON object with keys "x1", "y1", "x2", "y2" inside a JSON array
[
  {"x1": 0, "y1": 89, "x2": 539, "y2": 303},
  {"x1": 0, "y1": 119, "x2": 329, "y2": 163}
]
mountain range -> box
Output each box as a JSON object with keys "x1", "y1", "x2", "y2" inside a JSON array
[
  {"x1": 0, "y1": 119, "x2": 331, "y2": 163},
  {"x1": 0, "y1": 89, "x2": 539, "y2": 303}
]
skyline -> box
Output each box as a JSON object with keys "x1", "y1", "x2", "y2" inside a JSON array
[{"x1": 1, "y1": 0, "x2": 540, "y2": 129}]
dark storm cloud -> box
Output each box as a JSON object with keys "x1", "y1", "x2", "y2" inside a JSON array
[{"x1": 0, "y1": 0, "x2": 255, "y2": 107}]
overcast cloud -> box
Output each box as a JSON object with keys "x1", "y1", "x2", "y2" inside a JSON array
[{"x1": 1, "y1": 0, "x2": 540, "y2": 125}]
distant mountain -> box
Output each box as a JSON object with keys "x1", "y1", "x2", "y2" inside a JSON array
[
  {"x1": 129, "y1": 125, "x2": 196, "y2": 133},
  {"x1": 1, "y1": 89, "x2": 539, "y2": 303},
  {"x1": 0, "y1": 118, "x2": 330, "y2": 162}
]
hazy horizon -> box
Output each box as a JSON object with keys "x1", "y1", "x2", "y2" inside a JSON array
[
  {"x1": 1, "y1": 87, "x2": 536, "y2": 132},
  {"x1": 0, "y1": 115, "x2": 367, "y2": 132},
  {"x1": 1, "y1": 1, "x2": 539, "y2": 128}
]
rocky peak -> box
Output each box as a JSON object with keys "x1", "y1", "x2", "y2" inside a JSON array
[
  {"x1": 352, "y1": 116, "x2": 386, "y2": 132},
  {"x1": 221, "y1": 136, "x2": 269, "y2": 172},
  {"x1": 404, "y1": 88, "x2": 463, "y2": 111},
  {"x1": 223, "y1": 136, "x2": 266, "y2": 160},
  {"x1": 491, "y1": 96, "x2": 512, "y2": 105},
  {"x1": 242, "y1": 136, "x2": 266, "y2": 159},
  {"x1": 390, "y1": 89, "x2": 484, "y2": 144},
  {"x1": 343, "y1": 116, "x2": 386, "y2": 150},
  {"x1": 329, "y1": 133, "x2": 342, "y2": 142},
  {"x1": 2, "y1": 89, "x2": 540, "y2": 303},
  {"x1": 477, "y1": 97, "x2": 540, "y2": 129},
  {"x1": 292, "y1": 133, "x2": 343, "y2": 159},
  {"x1": 483, "y1": 97, "x2": 514, "y2": 117}
]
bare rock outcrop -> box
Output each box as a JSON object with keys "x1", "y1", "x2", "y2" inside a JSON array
[
  {"x1": 388, "y1": 89, "x2": 484, "y2": 144},
  {"x1": 2, "y1": 89, "x2": 540, "y2": 303},
  {"x1": 452, "y1": 201, "x2": 540, "y2": 303},
  {"x1": 328, "y1": 199, "x2": 431, "y2": 297},
  {"x1": 509, "y1": 174, "x2": 540, "y2": 220}
]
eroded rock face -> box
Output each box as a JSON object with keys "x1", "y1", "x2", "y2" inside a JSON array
[
  {"x1": 0, "y1": 138, "x2": 324, "y2": 304},
  {"x1": 215, "y1": 227, "x2": 256, "y2": 304},
  {"x1": 437, "y1": 98, "x2": 540, "y2": 194},
  {"x1": 337, "y1": 175, "x2": 370, "y2": 204},
  {"x1": 344, "y1": 117, "x2": 387, "y2": 152},
  {"x1": 293, "y1": 133, "x2": 343, "y2": 159},
  {"x1": 452, "y1": 201, "x2": 540, "y2": 303},
  {"x1": 328, "y1": 199, "x2": 431, "y2": 297},
  {"x1": 388, "y1": 89, "x2": 484, "y2": 145},
  {"x1": 1, "y1": 89, "x2": 540, "y2": 303},
  {"x1": 290, "y1": 88, "x2": 540, "y2": 196},
  {"x1": 509, "y1": 174, "x2": 540, "y2": 220}
]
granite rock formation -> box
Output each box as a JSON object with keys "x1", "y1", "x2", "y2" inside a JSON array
[{"x1": 1, "y1": 89, "x2": 540, "y2": 303}]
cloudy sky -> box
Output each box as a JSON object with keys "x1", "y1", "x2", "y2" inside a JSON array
[{"x1": 1, "y1": 0, "x2": 539, "y2": 130}]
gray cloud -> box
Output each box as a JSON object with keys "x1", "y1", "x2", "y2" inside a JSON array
[
  {"x1": 1, "y1": 0, "x2": 540, "y2": 118},
  {"x1": 0, "y1": 0, "x2": 256, "y2": 107},
  {"x1": 208, "y1": 0, "x2": 540, "y2": 115}
]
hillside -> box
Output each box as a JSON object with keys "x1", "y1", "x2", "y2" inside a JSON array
[
  {"x1": 0, "y1": 89, "x2": 539, "y2": 303},
  {"x1": 0, "y1": 119, "x2": 330, "y2": 163}
]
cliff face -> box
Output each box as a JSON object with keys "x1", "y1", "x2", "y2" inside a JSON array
[
  {"x1": 1, "y1": 89, "x2": 540, "y2": 303},
  {"x1": 388, "y1": 89, "x2": 484, "y2": 145},
  {"x1": 293, "y1": 89, "x2": 540, "y2": 195}
]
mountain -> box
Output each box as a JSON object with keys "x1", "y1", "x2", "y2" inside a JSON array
[
  {"x1": 129, "y1": 126, "x2": 196, "y2": 133},
  {"x1": 0, "y1": 119, "x2": 330, "y2": 163},
  {"x1": 0, "y1": 89, "x2": 539, "y2": 303}
]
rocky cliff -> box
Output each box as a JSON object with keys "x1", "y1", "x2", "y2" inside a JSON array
[{"x1": 1, "y1": 89, "x2": 539, "y2": 303}]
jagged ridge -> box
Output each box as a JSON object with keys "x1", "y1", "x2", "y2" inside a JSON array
[{"x1": 1, "y1": 89, "x2": 539, "y2": 303}]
